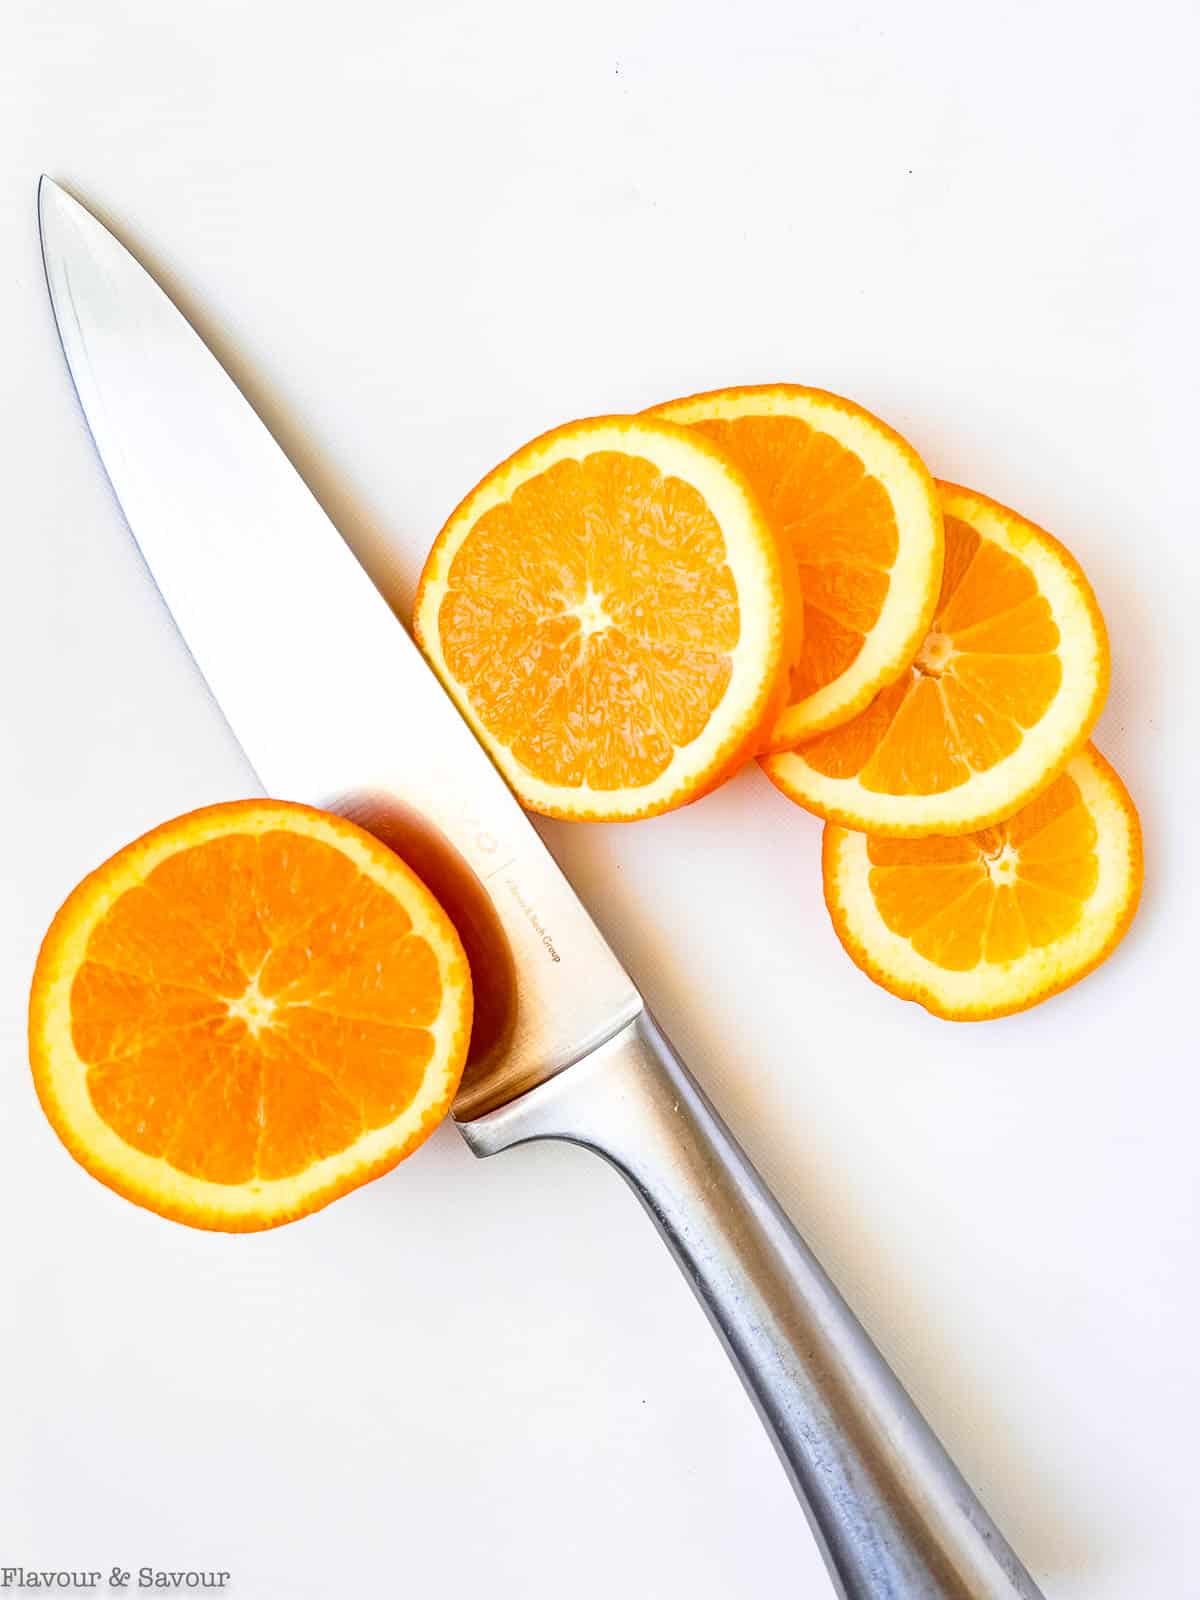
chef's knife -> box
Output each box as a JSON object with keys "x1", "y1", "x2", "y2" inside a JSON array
[{"x1": 38, "y1": 177, "x2": 1044, "y2": 1600}]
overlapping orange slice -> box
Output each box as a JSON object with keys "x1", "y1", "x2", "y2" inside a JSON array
[
  {"x1": 649, "y1": 385, "x2": 944, "y2": 749},
  {"x1": 763, "y1": 482, "x2": 1110, "y2": 835},
  {"x1": 414, "y1": 416, "x2": 788, "y2": 820},
  {"x1": 821, "y1": 745, "x2": 1141, "y2": 1018}
]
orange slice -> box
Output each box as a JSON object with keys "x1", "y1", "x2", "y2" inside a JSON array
[
  {"x1": 821, "y1": 745, "x2": 1141, "y2": 1019},
  {"x1": 28, "y1": 802, "x2": 472, "y2": 1231},
  {"x1": 648, "y1": 385, "x2": 943, "y2": 749},
  {"x1": 762, "y1": 482, "x2": 1110, "y2": 835},
  {"x1": 414, "y1": 415, "x2": 787, "y2": 820}
]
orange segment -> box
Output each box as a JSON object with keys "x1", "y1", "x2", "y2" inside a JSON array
[
  {"x1": 647, "y1": 386, "x2": 943, "y2": 747},
  {"x1": 821, "y1": 745, "x2": 1141, "y2": 1019},
  {"x1": 762, "y1": 482, "x2": 1110, "y2": 835},
  {"x1": 28, "y1": 801, "x2": 472, "y2": 1231},
  {"x1": 414, "y1": 416, "x2": 787, "y2": 820}
]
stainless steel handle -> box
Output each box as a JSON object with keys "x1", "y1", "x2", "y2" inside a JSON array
[{"x1": 459, "y1": 1012, "x2": 1045, "y2": 1600}]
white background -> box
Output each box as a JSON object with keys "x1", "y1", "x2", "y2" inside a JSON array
[{"x1": 1, "y1": 2, "x2": 1197, "y2": 1595}]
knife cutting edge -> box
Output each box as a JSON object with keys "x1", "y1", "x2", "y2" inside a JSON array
[{"x1": 38, "y1": 176, "x2": 1045, "y2": 1600}]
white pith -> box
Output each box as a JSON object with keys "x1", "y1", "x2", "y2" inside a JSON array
[{"x1": 567, "y1": 583, "x2": 614, "y2": 640}]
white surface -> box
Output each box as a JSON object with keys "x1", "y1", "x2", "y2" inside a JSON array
[{"x1": 1, "y1": 1, "x2": 1196, "y2": 1595}]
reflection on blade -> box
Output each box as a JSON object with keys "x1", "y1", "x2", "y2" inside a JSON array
[{"x1": 38, "y1": 179, "x2": 641, "y2": 1117}]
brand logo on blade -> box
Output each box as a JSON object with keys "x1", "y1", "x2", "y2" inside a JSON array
[
  {"x1": 454, "y1": 797, "x2": 510, "y2": 876},
  {"x1": 504, "y1": 876, "x2": 561, "y2": 964}
]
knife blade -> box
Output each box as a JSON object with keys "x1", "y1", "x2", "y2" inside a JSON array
[
  {"x1": 39, "y1": 177, "x2": 1046, "y2": 1600},
  {"x1": 37, "y1": 176, "x2": 640, "y2": 1118}
]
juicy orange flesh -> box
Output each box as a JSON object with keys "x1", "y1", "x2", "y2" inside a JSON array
[
  {"x1": 686, "y1": 415, "x2": 898, "y2": 700},
  {"x1": 70, "y1": 832, "x2": 440, "y2": 1184},
  {"x1": 800, "y1": 515, "x2": 1062, "y2": 794},
  {"x1": 439, "y1": 451, "x2": 740, "y2": 790},
  {"x1": 865, "y1": 770, "x2": 1097, "y2": 970}
]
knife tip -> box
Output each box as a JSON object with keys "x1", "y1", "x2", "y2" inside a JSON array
[
  {"x1": 37, "y1": 174, "x2": 61, "y2": 224},
  {"x1": 36, "y1": 177, "x2": 82, "y2": 254}
]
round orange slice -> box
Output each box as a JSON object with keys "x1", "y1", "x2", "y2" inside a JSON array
[
  {"x1": 762, "y1": 482, "x2": 1110, "y2": 835},
  {"x1": 821, "y1": 745, "x2": 1141, "y2": 1019},
  {"x1": 648, "y1": 385, "x2": 944, "y2": 749},
  {"x1": 29, "y1": 802, "x2": 473, "y2": 1231},
  {"x1": 413, "y1": 415, "x2": 787, "y2": 820}
]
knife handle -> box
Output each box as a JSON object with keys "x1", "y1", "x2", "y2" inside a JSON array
[{"x1": 459, "y1": 1011, "x2": 1044, "y2": 1600}]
